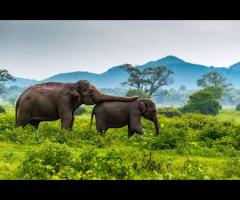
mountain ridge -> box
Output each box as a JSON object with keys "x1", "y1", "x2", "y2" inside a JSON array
[{"x1": 5, "y1": 55, "x2": 240, "y2": 89}]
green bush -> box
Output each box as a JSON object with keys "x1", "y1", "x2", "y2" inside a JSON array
[
  {"x1": 150, "y1": 127, "x2": 187, "y2": 150},
  {"x1": 74, "y1": 107, "x2": 87, "y2": 115},
  {"x1": 182, "y1": 113, "x2": 217, "y2": 130},
  {"x1": 182, "y1": 89, "x2": 222, "y2": 115},
  {"x1": 236, "y1": 103, "x2": 240, "y2": 111},
  {"x1": 0, "y1": 113, "x2": 15, "y2": 131},
  {"x1": 95, "y1": 149, "x2": 131, "y2": 180},
  {"x1": 157, "y1": 107, "x2": 182, "y2": 118},
  {"x1": 0, "y1": 105, "x2": 6, "y2": 113},
  {"x1": 199, "y1": 122, "x2": 234, "y2": 141},
  {"x1": 21, "y1": 142, "x2": 73, "y2": 179},
  {"x1": 223, "y1": 158, "x2": 240, "y2": 178},
  {"x1": 73, "y1": 148, "x2": 97, "y2": 173}
]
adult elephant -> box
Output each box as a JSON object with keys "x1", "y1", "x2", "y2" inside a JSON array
[{"x1": 15, "y1": 80, "x2": 138, "y2": 130}]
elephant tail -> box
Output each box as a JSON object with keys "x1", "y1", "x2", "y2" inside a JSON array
[{"x1": 89, "y1": 106, "x2": 96, "y2": 131}]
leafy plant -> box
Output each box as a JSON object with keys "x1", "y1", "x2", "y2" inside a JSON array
[
  {"x1": 21, "y1": 141, "x2": 73, "y2": 179},
  {"x1": 157, "y1": 107, "x2": 182, "y2": 117},
  {"x1": 74, "y1": 107, "x2": 87, "y2": 115},
  {"x1": 0, "y1": 105, "x2": 5, "y2": 113}
]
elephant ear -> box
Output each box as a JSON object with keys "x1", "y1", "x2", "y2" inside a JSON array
[
  {"x1": 70, "y1": 89, "x2": 81, "y2": 108},
  {"x1": 139, "y1": 101, "x2": 147, "y2": 114},
  {"x1": 70, "y1": 89, "x2": 80, "y2": 98}
]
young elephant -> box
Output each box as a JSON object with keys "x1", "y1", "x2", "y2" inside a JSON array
[{"x1": 90, "y1": 99, "x2": 160, "y2": 137}]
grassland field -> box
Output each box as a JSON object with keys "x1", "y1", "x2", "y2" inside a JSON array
[{"x1": 0, "y1": 105, "x2": 240, "y2": 180}]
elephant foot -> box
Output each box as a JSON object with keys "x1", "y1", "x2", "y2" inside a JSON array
[
  {"x1": 137, "y1": 130, "x2": 144, "y2": 135},
  {"x1": 128, "y1": 132, "x2": 134, "y2": 138}
]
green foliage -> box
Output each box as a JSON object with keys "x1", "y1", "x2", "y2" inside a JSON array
[
  {"x1": 121, "y1": 64, "x2": 173, "y2": 96},
  {"x1": 182, "y1": 89, "x2": 222, "y2": 115},
  {"x1": 0, "y1": 105, "x2": 6, "y2": 113},
  {"x1": 121, "y1": 64, "x2": 147, "y2": 90},
  {"x1": 125, "y1": 89, "x2": 150, "y2": 99},
  {"x1": 94, "y1": 149, "x2": 131, "y2": 179},
  {"x1": 1, "y1": 105, "x2": 240, "y2": 179},
  {"x1": 74, "y1": 106, "x2": 87, "y2": 115},
  {"x1": 202, "y1": 86, "x2": 224, "y2": 100},
  {"x1": 0, "y1": 69, "x2": 15, "y2": 96},
  {"x1": 223, "y1": 158, "x2": 240, "y2": 178},
  {"x1": 236, "y1": 103, "x2": 240, "y2": 111},
  {"x1": 157, "y1": 107, "x2": 182, "y2": 117},
  {"x1": 21, "y1": 141, "x2": 73, "y2": 179},
  {"x1": 143, "y1": 66, "x2": 174, "y2": 96},
  {"x1": 197, "y1": 71, "x2": 231, "y2": 89},
  {"x1": 149, "y1": 127, "x2": 187, "y2": 150}
]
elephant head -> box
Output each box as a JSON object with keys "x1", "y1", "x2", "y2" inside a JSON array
[
  {"x1": 139, "y1": 99, "x2": 160, "y2": 136},
  {"x1": 74, "y1": 80, "x2": 138, "y2": 105}
]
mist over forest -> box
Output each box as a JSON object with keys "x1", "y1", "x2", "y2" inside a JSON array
[{"x1": 1, "y1": 55, "x2": 240, "y2": 108}]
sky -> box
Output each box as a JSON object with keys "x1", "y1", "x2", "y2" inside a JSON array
[{"x1": 0, "y1": 20, "x2": 240, "y2": 80}]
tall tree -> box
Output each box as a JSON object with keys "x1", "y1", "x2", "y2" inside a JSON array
[
  {"x1": 121, "y1": 64, "x2": 147, "y2": 90},
  {"x1": 197, "y1": 71, "x2": 231, "y2": 88},
  {"x1": 143, "y1": 66, "x2": 174, "y2": 96},
  {"x1": 122, "y1": 64, "x2": 174, "y2": 96},
  {"x1": 0, "y1": 69, "x2": 15, "y2": 95}
]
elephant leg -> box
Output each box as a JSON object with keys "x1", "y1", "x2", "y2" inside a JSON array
[
  {"x1": 128, "y1": 125, "x2": 134, "y2": 138},
  {"x1": 95, "y1": 116, "x2": 107, "y2": 133},
  {"x1": 60, "y1": 112, "x2": 73, "y2": 130},
  {"x1": 16, "y1": 110, "x2": 32, "y2": 128},
  {"x1": 70, "y1": 113, "x2": 74, "y2": 131},
  {"x1": 30, "y1": 120, "x2": 40, "y2": 129},
  {"x1": 129, "y1": 113, "x2": 144, "y2": 135}
]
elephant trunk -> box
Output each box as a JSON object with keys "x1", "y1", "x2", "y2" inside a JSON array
[
  {"x1": 153, "y1": 115, "x2": 160, "y2": 136},
  {"x1": 93, "y1": 91, "x2": 138, "y2": 102}
]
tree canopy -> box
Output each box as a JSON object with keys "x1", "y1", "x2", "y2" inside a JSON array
[
  {"x1": 197, "y1": 71, "x2": 231, "y2": 89},
  {"x1": 0, "y1": 69, "x2": 15, "y2": 95},
  {"x1": 121, "y1": 64, "x2": 173, "y2": 96},
  {"x1": 182, "y1": 89, "x2": 222, "y2": 115}
]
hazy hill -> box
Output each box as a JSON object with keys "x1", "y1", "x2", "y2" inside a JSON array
[
  {"x1": 41, "y1": 66, "x2": 129, "y2": 88},
  {"x1": 8, "y1": 55, "x2": 240, "y2": 89},
  {"x1": 229, "y1": 62, "x2": 240, "y2": 71},
  {"x1": 5, "y1": 77, "x2": 38, "y2": 88}
]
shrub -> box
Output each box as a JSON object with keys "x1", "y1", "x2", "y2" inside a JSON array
[
  {"x1": 0, "y1": 113, "x2": 15, "y2": 131},
  {"x1": 182, "y1": 90, "x2": 222, "y2": 115},
  {"x1": 73, "y1": 148, "x2": 97, "y2": 172},
  {"x1": 199, "y1": 122, "x2": 234, "y2": 142},
  {"x1": 95, "y1": 149, "x2": 131, "y2": 180},
  {"x1": 236, "y1": 103, "x2": 240, "y2": 111},
  {"x1": 150, "y1": 127, "x2": 187, "y2": 150},
  {"x1": 182, "y1": 113, "x2": 217, "y2": 130},
  {"x1": 223, "y1": 158, "x2": 240, "y2": 178},
  {"x1": 176, "y1": 158, "x2": 207, "y2": 180},
  {"x1": 0, "y1": 105, "x2": 6, "y2": 113},
  {"x1": 157, "y1": 107, "x2": 182, "y2": 118},
  {"x1": 21, "y1": 142, "x2": 73, "y2": 179},
  {"x1": 74, "y1": 107, "x2": 87, "y2": 115}
]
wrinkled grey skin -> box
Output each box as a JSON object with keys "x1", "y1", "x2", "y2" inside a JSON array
[
  {"x1": 90, "y1": 99, "x2": 160, "y2": 137},
  {"x1": 15, "y1": 80, "x2": 138, "y2": 130}
]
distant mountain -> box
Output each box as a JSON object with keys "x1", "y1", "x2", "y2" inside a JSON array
[
  {"x1": 5, "y1": 77, "x2": 38, "y2": 88},
  {"x1": 41, "y1": 65, "x2": 129, "y2": 88},
  {"x1": 137, "y1": 55, "x2": 229, "y2": 88},
  {"x1": 229, "y1": 62, "x2": 240, "y2": 71},
  {"x1": 9, "y1": 55, "x2": 240, "y2": 89}
]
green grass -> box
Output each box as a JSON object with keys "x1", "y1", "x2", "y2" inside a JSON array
[
  {"x1": 216, "y1": 108, "x2": 240, "y2": 124},
  {"x1": 0, "y1": 107, "x2": 240, "y2": 179}
]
